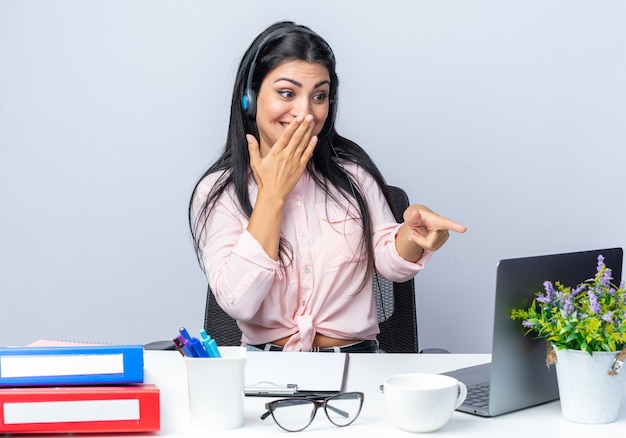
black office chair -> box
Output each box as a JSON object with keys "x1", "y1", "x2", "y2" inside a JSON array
[
  {"x1": 202, "y1": 185, "x2": 440, "y2": 353},
  {"x1": 374, "y1": 185, "x2": 418, "y2": 352}
]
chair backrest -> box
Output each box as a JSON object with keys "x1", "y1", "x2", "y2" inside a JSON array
[
  {"x1": 204, "y1": 288, "x2": 242, "y2": 348},
  {"x1": 374, "y1": 185, "x2": 419, "y2": 353},
  {"x1": 204, "y1": 185, "x2": 419, "y2": 352}
]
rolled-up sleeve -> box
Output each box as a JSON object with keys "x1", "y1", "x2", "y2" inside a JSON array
[{"x1": 193, "y1": 178, "x2": 282, "y2": 321}]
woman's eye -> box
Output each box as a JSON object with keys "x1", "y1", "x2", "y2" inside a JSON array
[
  {"x1": 313, "y1": 93, "x2": 328, "y2": 102},
  {"x1": 279, "y1": 90, "x2": 294, "y2": 99}
]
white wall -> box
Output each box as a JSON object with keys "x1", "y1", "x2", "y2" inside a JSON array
[{"x1": 1, "y1": 0, "x2": 624, "y2": 352}]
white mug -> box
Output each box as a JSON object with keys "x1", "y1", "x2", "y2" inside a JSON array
[{"x1": 383, "y1": 373, "x2": 467, "y2": 433}]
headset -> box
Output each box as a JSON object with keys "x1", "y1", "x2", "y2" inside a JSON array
[{"x1": 241, "y1": 25, "x2": 336, "y2": 124}]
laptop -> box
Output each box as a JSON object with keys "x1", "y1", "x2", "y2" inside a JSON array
[{"x1": 442, "y1": 247, "x2": 624, "y2": 417}]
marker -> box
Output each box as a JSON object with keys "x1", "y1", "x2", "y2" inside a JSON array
[
  {"x1": 172, "y1": 338, "x2": 185, "y2": 357},
  {"x1": 179, "y1": 327, "x2": 193, "y2": 342},
  {"x1": 178, "y1": 327, "x2": 207, "y2": 357},
  {"x1": 189, "y1": 336, "x2": 209, "y2": 357},
  {"x1": 176, "y1": 334, "x2": 194, "y2": 357},
  {"x1": 200, "y1": 329, "x2": 222, "y2": 358}
]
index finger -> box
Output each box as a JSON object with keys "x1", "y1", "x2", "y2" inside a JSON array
[
  {"x1": 418, "y1": 210, "x2": 466, "y2": 234},
  {"x1": 409, "y1": 208, "x2": 467, "y2": 234},
  {"x1": 438, "y1": 217, "x2": 467, "y2": 234},
  {"x1": 273, "y1": 115, "x2": 305, "y2": 151}
]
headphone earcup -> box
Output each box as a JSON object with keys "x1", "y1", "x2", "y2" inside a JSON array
[{"x1": 242, "y1": 89, "x2": 256, "y2": 118}]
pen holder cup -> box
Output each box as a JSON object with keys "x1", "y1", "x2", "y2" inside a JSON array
[{"x1": 184, "y1": 346, "x2": 247, "y2": 430}]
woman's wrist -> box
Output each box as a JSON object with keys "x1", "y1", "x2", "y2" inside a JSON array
[{"x1": 395, "y1": 223, "x2": 425, "y2": 263}]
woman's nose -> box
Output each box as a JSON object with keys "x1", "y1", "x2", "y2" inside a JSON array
[{"x1": 291, "y1": 97, "x2": 312, "y2": 117}]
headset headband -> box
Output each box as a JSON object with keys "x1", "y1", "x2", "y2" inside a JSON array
[{"x1": 241, "y1": 25, "x2": 335, "y2": 119}]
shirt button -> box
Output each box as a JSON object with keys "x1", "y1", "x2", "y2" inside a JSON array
[
  {"x1": 295, "y1": 200, "x2": 302, "y2": 207},
  {"x1": 301, "y1": 300, "x2": 305, "y2": 307},
  {"x1": 304, "y1": 267, "x2": 311, "y2": 274},
  {"x1": 299, "y1": 231, "x2": 306, "y2": 237}
]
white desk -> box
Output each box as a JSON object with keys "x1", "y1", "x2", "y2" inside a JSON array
[{"x1": 136, "y1": 350, "x2": 626, "y2": 437}]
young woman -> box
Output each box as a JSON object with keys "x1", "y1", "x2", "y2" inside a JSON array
[{"x1": 189, "y1": 21, "x2": 466, "y2": 352}]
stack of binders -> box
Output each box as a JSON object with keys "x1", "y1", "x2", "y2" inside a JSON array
[{"x1": 0, "y1": 344, "x2": 160, "y2": 434}]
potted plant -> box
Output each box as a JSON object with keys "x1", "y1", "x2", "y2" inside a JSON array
[{"x1": 511, "y1": 254, "x2": 626, "y2": 424}]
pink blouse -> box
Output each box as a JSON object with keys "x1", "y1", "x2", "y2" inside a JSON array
[{"x1": 192, "y1": 164, "x2": 432, "y2": 351}]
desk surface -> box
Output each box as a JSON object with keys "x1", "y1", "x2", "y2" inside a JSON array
[
  {"x1": 11, "y1": 351, "x2": 624, "y2": 437},
  {"x1": 140, "y1": 351, "x2": 626, "y2": 438}
]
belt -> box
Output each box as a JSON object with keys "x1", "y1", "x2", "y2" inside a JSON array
[{"x1": 251, "y1": 339, "x2": 378, "y2": 353}]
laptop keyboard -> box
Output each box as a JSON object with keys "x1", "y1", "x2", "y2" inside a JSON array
[{"x1": 463, "y1": 383, "x2": 490, "y2": 408}]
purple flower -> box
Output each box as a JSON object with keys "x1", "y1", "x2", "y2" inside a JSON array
[
  {"x1": 572, "y1": 284, "x2": 586, "y2": 297},
  {"x1": 596, "y1": 254, "x2": 613, "y2": 287},
  {"x1": 601, "y1": 268, "x2": 613, "y2": 287},
  {"x1": 537, "y1": 281, "x2": 556, "y2": 304},
  {"x1": 522, "y1": 320, "x2": 534, "y2": 328},
  {"x1": 603, "y1": 311, "x2": 614, "y2": 324},
  {"x1": 562, "y1": 294, "x2": 575, "y2": 316},
  {"x1": 588, "y1": 289, "x2": 601, "y2": 314}
]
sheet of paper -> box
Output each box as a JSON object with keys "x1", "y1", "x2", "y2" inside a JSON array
[
  {"x1": 26, "y1": 340, "x2": 104, "y2": 347},
  {"x1": 245, "y1": 351, "x2": 348, "y2": 395}
]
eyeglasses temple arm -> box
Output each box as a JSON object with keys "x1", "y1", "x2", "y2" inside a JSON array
[{"x1": 326, "y1": 404, "x2": 350, "y2": 418}]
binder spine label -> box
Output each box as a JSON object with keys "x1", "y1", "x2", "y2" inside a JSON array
[
  {"x1": 3, "y1": 399, "x2": 140, "y2": 424},
  {"x1": 1, "y1": 354, "x2": 124, "y2": 378}
]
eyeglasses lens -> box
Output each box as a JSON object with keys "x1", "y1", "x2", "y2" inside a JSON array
[
  {"x1": 325, "y1": 392, "x2": 363, "y2": 427},
  {"x1": 270, "y1": 399, "x2": 316, "y2": 432}
]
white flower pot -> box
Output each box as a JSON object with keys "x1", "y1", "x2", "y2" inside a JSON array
[{"x1": 554, "y1": 348, "x2": 626, "y2": 424}]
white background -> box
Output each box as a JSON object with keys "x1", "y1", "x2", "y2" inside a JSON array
[{"x1": 1, "y1": 0, "x2": 624, "y2": 353}]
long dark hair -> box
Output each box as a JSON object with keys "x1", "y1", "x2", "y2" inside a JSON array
[{"x1": 189, "y1": 21, "x2": 392, "y2": 292}]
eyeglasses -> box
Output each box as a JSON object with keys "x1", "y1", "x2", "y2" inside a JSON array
[{"x1": 260, "y1": 392, "x2": 364, "y2": 432}]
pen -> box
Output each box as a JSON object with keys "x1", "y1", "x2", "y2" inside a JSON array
[
  {"x1": 245, "y1": 382, "x2": 298, "y2": 395},
  {"x1": 172, "y1": 338, "x2": 185, "y2": 357},
  {"x1": 176, "y1": 335, "x2": 194, "y2": 357},
  {"x1": 179, "y1": 327, "x2": 193, "y2": 342},
  {"x1": 178, "y1": 327, "x2": 209, "y2": 357},
  {"x1": 200, "y1": 329, "x2": 222, "y2": 358},
  {"x1": 189, "y1": 336, "x2": 210, "y2": 358}
]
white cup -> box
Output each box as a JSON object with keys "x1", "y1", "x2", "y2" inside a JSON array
[
  {"x1": 184, "y1": 346, "x2": 247, "y2": 430},
  {"x1": 383, "y1": 373, "x2": 467, "y2": 433}
]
